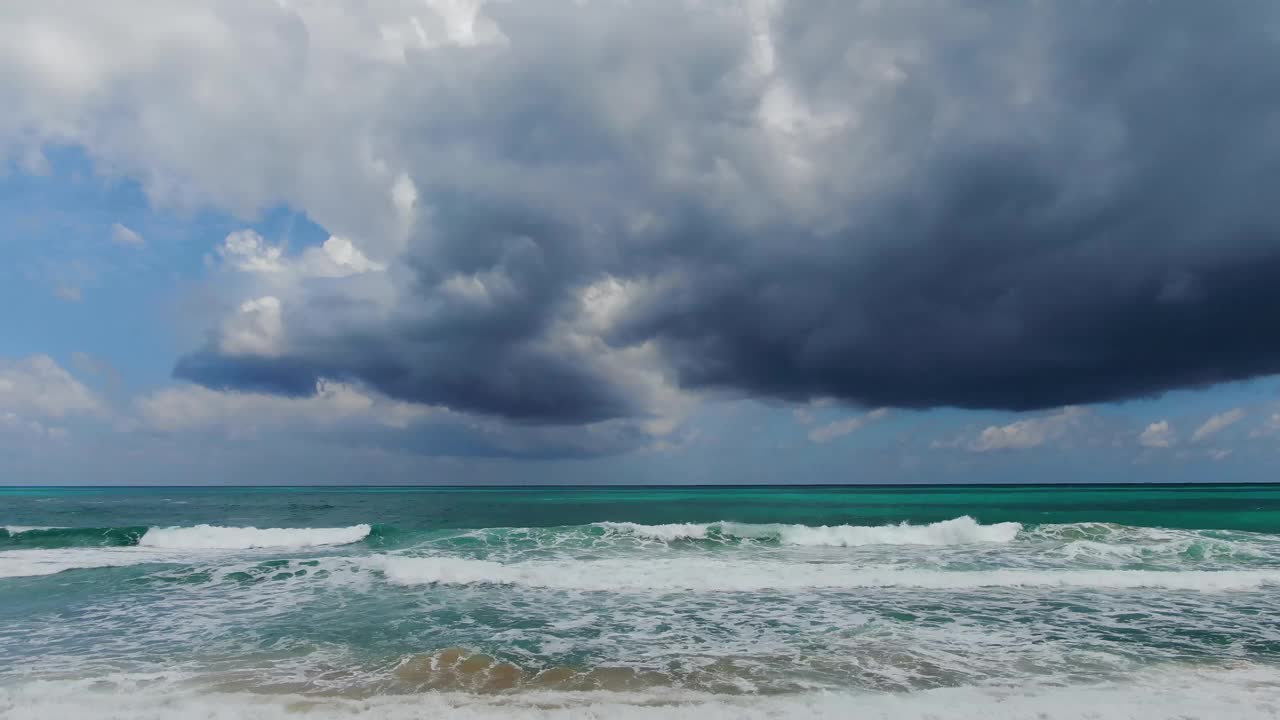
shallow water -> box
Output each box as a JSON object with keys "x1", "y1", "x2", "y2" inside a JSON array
[{"x1": 2, "y1": 484, "x2": 1279, "y2": 718}]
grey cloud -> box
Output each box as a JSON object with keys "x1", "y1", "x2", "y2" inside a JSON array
[
  {"x1": 135, "y1": 379, "x2": 664, "y2": 459},
  {"x1": 117, "y1": 0, "x2": 1280, "y2": 421},
  {"x1": 616, "y1": 0, "x2": 1280, "y2": 412}
]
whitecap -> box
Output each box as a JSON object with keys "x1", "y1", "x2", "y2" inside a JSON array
[
  {"x1": 0, "y1": 524, "x2": 372, "y2": 579},
  {"x1": 138, "y1": 524, "x2": 371, "y2": 550}
]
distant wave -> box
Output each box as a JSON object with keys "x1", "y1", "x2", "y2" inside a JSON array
[
  {"x1": 1, "y1": 524, "x2": 372, "y2": 551},
  {"x1": 138, "y1": 524, "x2": 372, "y2": 550},
  {"x1": 0, "y1": 524, "x2": 372, "y2": 578},
  {"x1": 1, "y1": 526, "x2": 148, "y2": 549},
  {"x1": 375, "y1": 555, "x2": 1280, "y2": 592},
  {"x1": 6, "y1": 518, "x2": 1279, "y2": 581},
  {"x1": 596, "y1": 516, "x2": 1022, "y2": 546}
]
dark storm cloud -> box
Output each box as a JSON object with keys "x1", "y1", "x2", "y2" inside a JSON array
[
  {"x1": 178, "y1": 0, "x2": 1280, "y2": 421},
  {"x1": 175, "y1": 341, "x2": 637, "y2": 424},
  {"x1": 620, "y1": 0, "x2": 1280, "y2": 411},
  {"x1": 175, "y1": 352, "x2": 318, "y2": 397}
]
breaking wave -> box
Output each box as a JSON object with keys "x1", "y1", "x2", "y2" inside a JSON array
[
  {"x1": 137, "y1": 524, "x2": 372, "y2": 550},
  {"x1": 0, "y1": 524, "x2": 372, "y2": 578},
  {"x1": 0, "y1": 524, "x2": 373, "y2": 551},
  {"x1": 6, "y1": 518, "x2": 1280, "y2": 580}
]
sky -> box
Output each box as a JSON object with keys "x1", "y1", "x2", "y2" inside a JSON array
[{"x1": 2, "y1": 0, "x2": 1280, "y2": 485}]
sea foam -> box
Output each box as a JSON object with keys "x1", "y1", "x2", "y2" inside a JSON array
[
  {"x1": 0, "y1": 548, "x2": 183, "y2": 578},
  {"x1": 595, "y1": 522, "x2": 712, "y2": 541},
  {"x1": 375, "y1": 555, "x2": 1280, "y2": 592},
  {"x1": 3, "y1": 666, "x2": 1277, "y2": 720},
  {"x1": 597, "y1": 516, "x2": 1022, "y2": 546}
]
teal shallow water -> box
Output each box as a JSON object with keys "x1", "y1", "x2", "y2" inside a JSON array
[
  {"x1": 2, "y1": 485, "x2": 1279, "y2": 719},
  {"x1": 5, "y1": 483, "x2": 1280, "y2": 532}
]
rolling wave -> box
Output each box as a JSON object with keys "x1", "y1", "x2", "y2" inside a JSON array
[
  {"x1": 1, "y1": 524, "x2": 374, "y2": 551},
  {"x1": 0, "y1": 524, "x2": 373, "y2": 578},
  {"x1": 5, "y1": 518, "x2": 1279, "y2": 580},
  {"x1": 138, "y1": 524, "x2": 372, "y2": 550},
  {"x1": 1, "y1": 526, "x2": 148, "y2": 549}
]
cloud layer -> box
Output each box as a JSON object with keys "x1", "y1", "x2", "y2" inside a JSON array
[
  {"x1": 0, "y1": 355, "x2": 103, "y2": 439},
  {"x1": 6, "y1": 0, "x2": 1280, "y2": 436}
]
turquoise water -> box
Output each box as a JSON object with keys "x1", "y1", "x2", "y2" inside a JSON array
[{"x1": 2, "y1": 485, "x2": 1279, "y2": 719}]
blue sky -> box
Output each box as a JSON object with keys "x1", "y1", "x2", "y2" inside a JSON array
[{"x1": 1, "y1": 1, "x2": 1279, "y2": 485}]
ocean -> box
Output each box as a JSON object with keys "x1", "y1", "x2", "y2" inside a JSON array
[{"x1": 1, "y1": 484, "x2": 1278, "y2": 719}]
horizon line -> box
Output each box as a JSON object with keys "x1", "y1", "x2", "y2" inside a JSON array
[{"x1": 2, "y1": 481, "x2": 1278, "y2": 489}]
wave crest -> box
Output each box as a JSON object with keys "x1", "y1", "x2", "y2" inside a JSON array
[{"x1": 138, "y1": 524, "x2": 372, "y2": 550}]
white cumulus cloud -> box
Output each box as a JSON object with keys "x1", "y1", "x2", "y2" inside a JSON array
[
  {"x1": 968, "y1": 407, "x2": 1087, "y2": 453},
  {"x1": 0, "y1": 355, "x2": 103, "y2": 439},
  {"x1": 0, "y1": 355, "x2": 103, "y2": 419},
  {"x1": 219, "y1": 296, "x2": 285, "y2": 357},
  {"x1": 135, "y1": 380, "x2": 430, "y2": 435},
  {"x1": 218, "y1": 230, "x2": 287, "y2": 274},
  {"x1": 1191, "y1": 408, "x2": 1245, "y2": 443},
  {"x1": 808, "y1": 408, "x2": 888, "y2": 444},
  {"x1": 110, "y1": 222, "x2": 144, "y2": 246},
  {"x1": 217, "y1": 230, "x2": 384, "y2": 279},
  {"x1": 1139, "y1": 420, "x2": 1175, "y2": 448}
]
